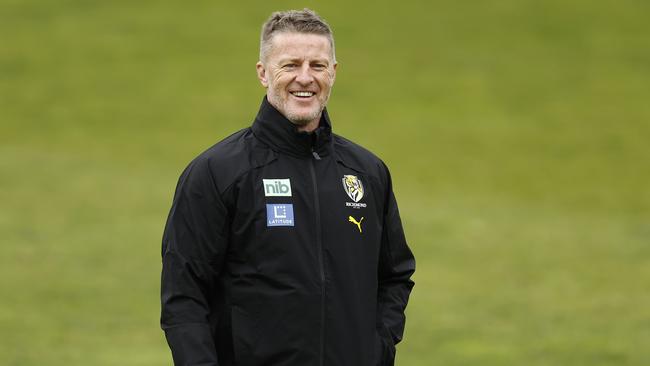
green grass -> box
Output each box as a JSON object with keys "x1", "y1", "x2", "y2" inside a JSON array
[{"x1": 1, "y1": 0, "x2": 649, "y2": 365}]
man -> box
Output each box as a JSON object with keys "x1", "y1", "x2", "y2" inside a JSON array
[{"x1": 161, "y1": 9, "x2": 415, "y2": 366}]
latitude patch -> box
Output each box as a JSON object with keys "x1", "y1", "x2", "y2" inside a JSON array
[{"x1": 266, "y1": 204, "x2": 295, "y2": 227}]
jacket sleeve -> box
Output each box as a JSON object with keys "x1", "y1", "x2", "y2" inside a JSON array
[
  {"x1": 376, "y1": 163, "x2": 416, "y2": 366},
  {"x1": 161, "y1": 156, "x2": 229, "y2": 366}
]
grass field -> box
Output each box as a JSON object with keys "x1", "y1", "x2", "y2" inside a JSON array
[{"x1": 1, "y1": 0, "x2": 649, "y2": 365}]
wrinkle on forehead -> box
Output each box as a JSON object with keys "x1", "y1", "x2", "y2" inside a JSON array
[{"x1": 266, "y1": 32, "x2": 335, "y2": 64}]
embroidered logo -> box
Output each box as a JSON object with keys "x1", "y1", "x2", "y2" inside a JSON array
[
  {"x1": 348, "y1": 216, "x2": 364, "y2": 233},
  {"x1": 263, "y1": 179, "x2": 292, "y2": 197},
  {"x1": 266, "y1": 204, "x2": 294, "y2": 227},
  {"x1": 342, "y1": 175, "x2": 364, "y2": 202},
  {"x1": 342, "y1": 175, "x2": 367, "y2": 209}
]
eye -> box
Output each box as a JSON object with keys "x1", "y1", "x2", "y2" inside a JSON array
[
  {"x1": 312, "y1": 64, "x2": 326, "y2": 71},
  {"x1": 283, "y1": 63, "x2": 297, "y2": 69}
]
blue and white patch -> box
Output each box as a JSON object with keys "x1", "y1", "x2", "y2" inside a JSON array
[{"x1": 266, "y1": 204, "x2": 295, "y2": 227}]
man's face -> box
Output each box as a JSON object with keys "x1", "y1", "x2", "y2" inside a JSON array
[{"x1": 256, "y1": 32, "x2": 337, "y2": 130}]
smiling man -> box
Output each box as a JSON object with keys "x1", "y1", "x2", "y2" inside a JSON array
[
  {"x1": 256, "y1": 30, "x2": 336, "y2": 132},
  {"x1": 161, "y1": 9, "x2": 415, "y2": 366}
]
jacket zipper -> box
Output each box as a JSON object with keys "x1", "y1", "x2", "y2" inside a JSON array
[{"x1": 310, "y1": 148, "x2": 325, "y2": 366}]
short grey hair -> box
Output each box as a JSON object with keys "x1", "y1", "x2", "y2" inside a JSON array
[{"x1": 260, "y1": 8, "x2": 336, "y2": 63}]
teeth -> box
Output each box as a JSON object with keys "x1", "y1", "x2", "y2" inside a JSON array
[{"x1": 292, "y1": 91, "x2": 314, "y2": 97}]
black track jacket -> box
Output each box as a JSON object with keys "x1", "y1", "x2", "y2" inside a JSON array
[{"x1": 161, "y1": 97, "x2": 415, "y2": 366}]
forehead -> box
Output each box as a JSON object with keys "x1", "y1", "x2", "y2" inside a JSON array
[{"x1": 267, "y1": 32, "x2": 333, "y2": 61}]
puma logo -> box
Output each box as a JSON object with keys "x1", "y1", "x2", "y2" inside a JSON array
[{"x1": 348, "y1": 216, "x2": 364, "y2": 233}]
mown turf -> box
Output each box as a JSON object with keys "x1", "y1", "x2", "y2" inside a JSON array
[{"x1": 1, "y1": 0, "x2": 649, "y2": 365}]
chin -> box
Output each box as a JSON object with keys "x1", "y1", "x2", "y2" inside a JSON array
[{"x1": 286, "y1": 108, "x2": 321, "y2": 125}]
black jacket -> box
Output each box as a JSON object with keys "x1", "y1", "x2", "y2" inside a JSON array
[{"x1": 161, "y1": 97, "x2": 415, "y2": 366}]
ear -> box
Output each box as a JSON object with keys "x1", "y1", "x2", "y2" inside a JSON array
[
  {"x1": 331, "y1": 62, "x2": 338, "y2": 83},
  {"x1": 256, "y1": 61, "x2": 268, "y2": 88}
]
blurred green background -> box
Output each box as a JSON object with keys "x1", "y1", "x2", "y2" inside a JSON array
[{"x1": 1, "y1": 0, "x2": 649, "y2": 365}]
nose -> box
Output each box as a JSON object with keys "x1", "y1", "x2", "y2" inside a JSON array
[{"x1": 295, "y1": 63, "x2": 314, "y2": 85}]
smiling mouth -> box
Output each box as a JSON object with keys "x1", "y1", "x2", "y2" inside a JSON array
[{"x1": 291, "y1": 91, "x2": 315, "y2": 98}]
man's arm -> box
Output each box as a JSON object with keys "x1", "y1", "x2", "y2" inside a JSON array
[
  {"x1": 376, "y1": 164, "x2": 416, "y2": 366},
  {"x1": 161, "y1": 156, "x2": 229, "y2": 366}
]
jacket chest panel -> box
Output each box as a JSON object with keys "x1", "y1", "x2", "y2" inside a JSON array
[
  {"x1": 228, "y1": 157, "x2": 315, "y2": 276},
  {"x1": 316, "y1": 160, "x2": 382, "y2": 278},
  {"x1": 228, "y1": 155, "x2": 380, "y2": 272}
]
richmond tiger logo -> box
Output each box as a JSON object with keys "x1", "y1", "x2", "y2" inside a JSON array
[{"x1": 342, "y1": 175, "x2": 364, "y2": 203}]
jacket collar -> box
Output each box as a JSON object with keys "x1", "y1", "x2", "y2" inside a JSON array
[{"x1": 251, "y1": 96, "x2": 333, "y2": 158}]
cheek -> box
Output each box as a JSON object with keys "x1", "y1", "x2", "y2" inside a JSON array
[
  {"x1": 322, "y1": 71, "x2": 335, "y2": 85},
  {"x1": 271, "y1": 71, "x2": 290, "y2": 86},
  {"x1": 319, "y1": 75, "x2": 334, "y2": 91}
]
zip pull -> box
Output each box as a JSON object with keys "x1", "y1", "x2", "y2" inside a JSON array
[{"x1": 311, "y1": 149, "x2": 322, "y2": 160}]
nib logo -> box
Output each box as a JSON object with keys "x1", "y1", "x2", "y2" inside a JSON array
[{"x1": 263, "y1": 179, "x2": 292, "y2": 197}]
